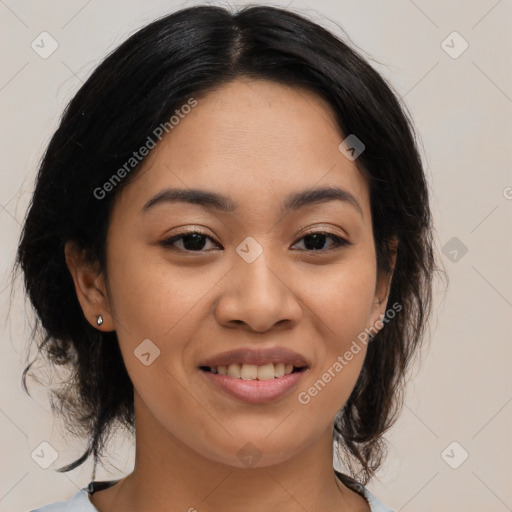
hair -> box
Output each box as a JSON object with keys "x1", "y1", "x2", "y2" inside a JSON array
[{"x1": 14, "y1": 3, "x2": 438, "y2": 489}]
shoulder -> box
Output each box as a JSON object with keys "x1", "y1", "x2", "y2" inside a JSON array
[
  {"x1": 361, "y1": 486, "x2": 395, "y2": 512},
  {"x1": 334, "y1": 470, "x2": 394, "y2": 512},
  {"x1": 28, "y1": 480, "x2": 393, "y2": 512},
  {"x1": 28, "y1": 488, "x2": 97, "y2": 512}
]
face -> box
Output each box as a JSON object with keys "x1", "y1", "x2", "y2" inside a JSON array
[{"x1": 68, "y1": 78, "x2": 394, "y2": 468}]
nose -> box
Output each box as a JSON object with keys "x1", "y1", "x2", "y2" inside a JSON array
[{"x1": 213, "y1": 246, "x2": 303, "y2": 333}]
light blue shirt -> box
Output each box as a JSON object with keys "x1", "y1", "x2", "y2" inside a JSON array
[{"x1": 30, "y1": 480, "x2": 394, "y2": 511}]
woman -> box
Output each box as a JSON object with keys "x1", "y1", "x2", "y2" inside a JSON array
[{"x1": 16, "y1": 4, "x2": 437, "y2": 511}]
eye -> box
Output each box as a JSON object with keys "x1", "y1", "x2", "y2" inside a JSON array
[
  {"x1": 160, "y1": 230, "x2": 221, "y2": 252},
  {"x1": 160, "y1": 229, "x2": 351, "y2": 253},
  {"x1": 291, "y1": 231, "x2": 350, "y2": 252}
]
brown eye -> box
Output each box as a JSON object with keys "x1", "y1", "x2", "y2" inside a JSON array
[
  {"x1": 160, "y1": 231, "x2": 221, "y2": 252},
  {"x1": 292, "y1": 231, "x2": 350, "y2": 252}
]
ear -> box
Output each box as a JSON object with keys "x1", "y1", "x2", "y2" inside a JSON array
[
  {"x1": 369, "y1": 237, "x2": 399, "y2": 332},
  {"x1": 64, "y1": 241, "x2": 115, "y2": 331}
]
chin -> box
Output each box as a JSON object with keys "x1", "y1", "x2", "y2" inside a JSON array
[{"x1": 193, "y1": 432, "x2": 312, "y2": 470}]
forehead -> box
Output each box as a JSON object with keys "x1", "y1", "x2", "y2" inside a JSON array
[{"x1": 112, "y1": 78, "x2": 370, "y2": 220}]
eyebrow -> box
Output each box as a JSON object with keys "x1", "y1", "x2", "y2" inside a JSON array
[{"x1": 141, "y1": 186, "x2": 363, "y2": 217}]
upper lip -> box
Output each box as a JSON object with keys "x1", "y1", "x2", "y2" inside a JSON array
[{"x1": 198, "y1": 346, "x2": 310, "y2": 369}]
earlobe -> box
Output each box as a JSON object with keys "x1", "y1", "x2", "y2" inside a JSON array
[
  {"x1": 369, "y1": 290, "x2": 390, "y2": 339},
  {"x1": 64, "y1": 241, "x2": 114, "y2": 331},
  {"x1": 370, "y1": 237, "x2": 399, "y2": 332}
]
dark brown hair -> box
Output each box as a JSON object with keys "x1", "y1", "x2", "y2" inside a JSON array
[{"x1": 14, "y1": 4, "x2": 438, "y2": 488}]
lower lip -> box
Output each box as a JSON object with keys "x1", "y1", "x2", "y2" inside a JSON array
[{"x1": 200, "y1": 369, "x2": 308, "y2": 404}]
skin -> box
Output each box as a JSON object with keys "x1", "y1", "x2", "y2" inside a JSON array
[{"x1": 65, "y1": 78, "x2": 397, "y2": 512}]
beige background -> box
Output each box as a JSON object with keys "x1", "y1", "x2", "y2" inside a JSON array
[{"x1": 1, "y1": 1, "x2": 511, "y2": 511}]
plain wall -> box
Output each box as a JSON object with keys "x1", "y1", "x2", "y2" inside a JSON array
[{"x1": 1, "y1": 1, "x2": 511, "y2": 511}]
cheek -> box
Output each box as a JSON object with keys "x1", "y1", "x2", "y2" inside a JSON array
[
  {"x1": 103, "y1": 235, "x2": 227, "y2": 402},
  {"x1": 105, "y1": 234, "x2": 220, "y2": 340},
  {"x1": 107, "y1": 231, "x2": 377, "y2": 361},
  {"x1": 297, "y1": 256, "x2": 376, "y2": 411},
  {"x1": 306, "y1": 256, "x2": 377, "y2": 342}
]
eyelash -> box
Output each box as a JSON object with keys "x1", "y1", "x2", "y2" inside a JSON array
[{"x1": 160, "y1": 229, "x2": 351, "y2": 253}]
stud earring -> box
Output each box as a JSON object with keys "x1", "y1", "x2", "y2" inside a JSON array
[{"x1": 96, "y1": 315, "x2": 103, "y2": 326}]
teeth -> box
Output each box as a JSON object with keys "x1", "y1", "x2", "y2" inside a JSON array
[
  {"x1": 227, "y1": 364, "x2": 241, "y2": 378},
  {"x1": 274, "y1": 363, "x2": 285, "y2": 378},
  {"x1": 257, "y1": 363, "x2": 275, "y2": 381},
  {"x1": 212, "y1": 363, "x2": 298, "y2": 380},
  {"x1": 240, "y1": 364, "x2": 258, "y2": 380}
]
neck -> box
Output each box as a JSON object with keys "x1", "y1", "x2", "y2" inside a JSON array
[{"x1": 93, "y1": 392, "x2": 367, "y2": 512}]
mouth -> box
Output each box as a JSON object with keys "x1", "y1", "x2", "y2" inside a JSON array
[
  {"x1": 199, "y1": 363, "x2": 307, "y2": 380},
  {"x1": 198, "y1": 363, "x2": 309, "y2": 404},
  {"x1": 197, "y1": 346, "x2": 310, "y2": 404}
]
